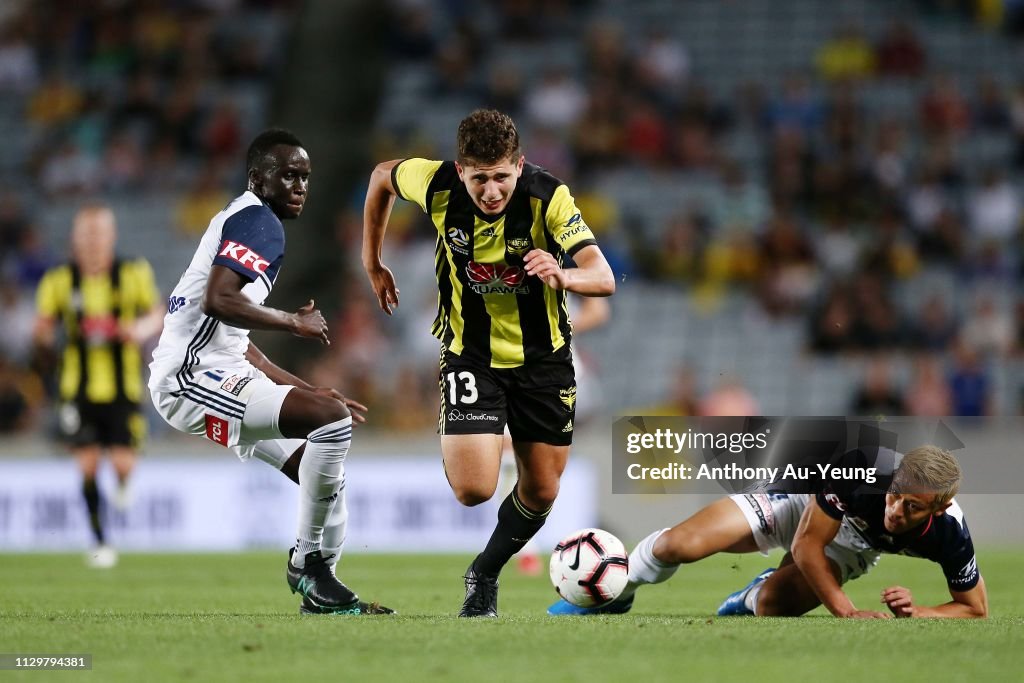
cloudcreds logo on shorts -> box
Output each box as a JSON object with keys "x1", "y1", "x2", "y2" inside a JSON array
[{"x1": 447, "y1": 408, "x2": 499, "y2": 422}]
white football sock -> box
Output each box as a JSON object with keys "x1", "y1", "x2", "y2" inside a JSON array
[
  {"x1": 292, "y1": 417, "x2": 352, "y2": 568},
  {"x1": 322, "y1": 473, "x2": 348, "y2": 573},
  {"x1": 620, "y1": 528, "x2": 678, "y2": 599},
  {"x1": 746, "y1": 583, "x2": 764, "y2": 615}
]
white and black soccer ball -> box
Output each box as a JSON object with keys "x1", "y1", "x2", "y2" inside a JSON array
[{"x1": 549, "y1": 528, "x2": 629, "y2": 608}]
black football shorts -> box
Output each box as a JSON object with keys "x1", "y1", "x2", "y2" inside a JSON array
[
  {"x1": 59, "y1": 399, "x2": 146, "y2": 450},
  {"x1": 438, "y1": 344, "x2": 577, "y2": 446}
]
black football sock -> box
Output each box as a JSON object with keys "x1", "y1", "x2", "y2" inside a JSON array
[
  {"x1": 473, "y1": 487, "x2": 550, "y2": 577},
  {"x1": 82, "y1": 478, "x2": 105, "y2": 544}
]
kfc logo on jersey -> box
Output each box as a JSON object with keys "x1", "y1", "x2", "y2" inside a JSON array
[
  {"x1": 204, "y1": 414, "x2": 229, "y2": 446},
  {"x1": 466, "y1": 261, "x2": 528, "y2": 294},
  {"x1": 218, "y1": 240, "x2": 269, "y2": 274}
]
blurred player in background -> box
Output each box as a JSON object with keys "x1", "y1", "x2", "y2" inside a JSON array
[
  {"x1": 148, "y1": 129, "x2": 390, "y2": 615},
  {"x1": 33, "y1": 205, "x2": 163, "y2": 568},
  {"x1": 363, "y1": 109, "x2": 615, "y2": 617},
  {"x1": 550, "y1": 445, "x2": 988, "y2": 619}
]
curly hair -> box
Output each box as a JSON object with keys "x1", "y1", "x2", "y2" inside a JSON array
[{"x1": 456, "y1": 109, "x2": 521, "y2": 165}]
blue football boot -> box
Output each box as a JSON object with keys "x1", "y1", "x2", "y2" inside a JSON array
[
  {"x1": 716, "y1": 568, "x2": 775, "y2": 616},
  {"x1": 547, "y1": 593, "x2": 635, "y2": 616}
]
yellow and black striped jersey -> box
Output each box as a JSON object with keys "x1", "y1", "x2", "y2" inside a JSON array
[
  {"x1": 36, "y1": 258, "x2": 159, "y2": 403},
  {"x1": 393, "y1": 158, "x2": 598, "y2": 368}
]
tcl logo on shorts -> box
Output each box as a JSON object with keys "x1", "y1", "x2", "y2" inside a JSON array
[
  {"x1": 218, "y1": 240, "x2": 269, "y2": 274},
  {"x1": 205, "y1": 414, "x2": 229, "y2": 446}
]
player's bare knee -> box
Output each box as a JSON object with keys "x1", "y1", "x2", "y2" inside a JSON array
[
  {"x1": 311, "y1": 393, "x2": 350, "y2": 427},
  {"x1": 755, "y1": 586, "x2": 804, "y2": 617},
  {"x1": 452, "y1": 485, "x2": 493, "y2": 507},
  {"x1": 518, "y1": 482, "x2": 558, "y2": 510},
  {"x1": 654, "y1": 528, "x2": 705, "y2": 564}
]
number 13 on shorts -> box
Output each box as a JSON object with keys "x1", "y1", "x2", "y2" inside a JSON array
[{"x1": 446, "y1": 371, "x2": 478, "y2": 404}]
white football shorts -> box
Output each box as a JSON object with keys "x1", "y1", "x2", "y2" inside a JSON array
[
  {"x1": 730, "y1": 492, "x2": 881, "y2": 583},
  {"x1": 150, "y1": 364, "x2": 294, "y2": 462}
]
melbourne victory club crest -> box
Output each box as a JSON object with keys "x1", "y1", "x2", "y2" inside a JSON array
[
  {"x1": 559, "y1": 386, "x2": 577, "y2": 411},
  {"x1": 466, "y1": 261, "x2": 529, "y2": 294}
]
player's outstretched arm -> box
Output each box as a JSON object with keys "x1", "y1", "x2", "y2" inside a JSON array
[
  {"x1": 882, "y1": 577, "x2": 988, "y2": 618},
  {"x1": 202, "y1": 265, "x2": 329, "y2": 343},
  {"x1": 523, "y1": 244, "x2": 615, "y2": 296},
  {"x1": 244, "y1": 342, "x2": 368, "y2": 423},
  {"x1": 793, "y1": 500, "x2": 890, "y2": 618},
  {"x1": 362, "y1": 160, "x2": 403, "y2": 315}
]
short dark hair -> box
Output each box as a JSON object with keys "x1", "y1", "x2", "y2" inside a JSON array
[
  {"x1": 246, "y1": 128, "x2": 304, "y2": 173},
  {"x1": 456, "y1": 109, "x2": 520, "y2": 165}
]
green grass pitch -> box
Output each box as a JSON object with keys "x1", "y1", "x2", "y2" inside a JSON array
[{"x1": 1, "y1": 549, "x2": 1021, "y2": 682}]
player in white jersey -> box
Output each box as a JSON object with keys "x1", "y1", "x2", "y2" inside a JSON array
[{"x1": 149, "y1": 129, "x2": 391, "y2": 615}]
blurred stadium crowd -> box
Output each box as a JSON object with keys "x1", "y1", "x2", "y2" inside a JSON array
[
  {"x1": 2, "y1": 0, "x2": 1024, "y2": 437},
  {"x1": 0, "y1": 0, "x2": 298, "y2": 433}
]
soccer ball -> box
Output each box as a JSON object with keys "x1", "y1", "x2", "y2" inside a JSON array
[{"x1": 549, "y1": 528, "x2": 629, "y2": 608}]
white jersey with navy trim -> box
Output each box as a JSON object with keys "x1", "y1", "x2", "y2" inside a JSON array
[{"x1": 148, "y1": 191, "x2": 286, "y2": 412}]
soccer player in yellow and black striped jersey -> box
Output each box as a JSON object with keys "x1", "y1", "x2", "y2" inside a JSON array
[
  {"x1": 33, "y1": 205, "x2": 163, "y2": 568},
  {"x1": 363, "y1": 109, "x2": 615, "y2": 617}
]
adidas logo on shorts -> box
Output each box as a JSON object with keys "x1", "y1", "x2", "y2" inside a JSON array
[{"x1": 562, "y1": 420, "x2": 573, "y2": 433}]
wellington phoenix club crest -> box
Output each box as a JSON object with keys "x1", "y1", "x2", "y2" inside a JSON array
[
  {"x1": 506, "y1": 236, "x2": 531, "y2": 256},
  {"x1": 559, "y1": 386, "x2": 577, "y2": 411},
  {"x1": 466, "y1": 261, "x2": 528, "y2": 294}
]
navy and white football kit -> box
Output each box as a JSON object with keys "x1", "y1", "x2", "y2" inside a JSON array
[
  {"x1": 732, "y1": 447, "x2": 979, "y2": 588},
  {"x1": 815, "y1": 450, "x2": 979, "y2": 591},
  {"x1": 149, "y1": 191, "x2": 297, "y2": 459}
]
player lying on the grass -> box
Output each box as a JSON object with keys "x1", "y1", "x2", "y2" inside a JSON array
[
  {"x1": 148, "y1": 129, "x2": 391, "y2": 615},
  {"x1": 550, "y1": 444, "x2": 987, "y2": 618}
]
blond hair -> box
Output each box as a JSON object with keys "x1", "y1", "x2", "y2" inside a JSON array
[{"x1": 892, "y1": 445, "x2": 961, "y2": 503}]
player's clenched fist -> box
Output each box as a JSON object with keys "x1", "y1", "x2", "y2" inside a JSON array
[{"x1": 292, "y1": 299, "x2": 330, "y2": 344}]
